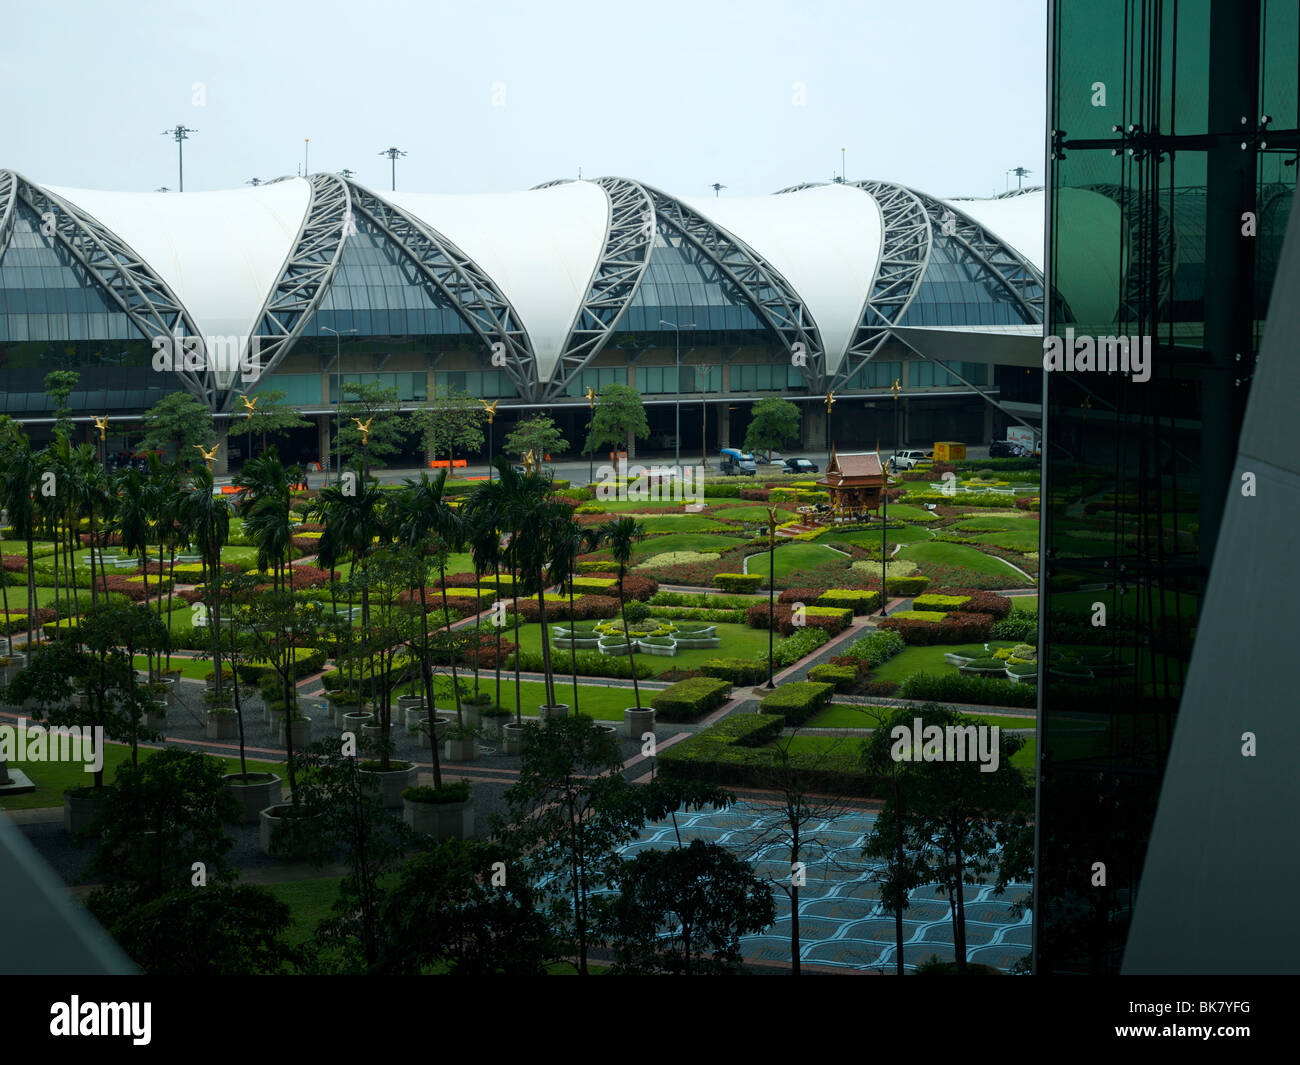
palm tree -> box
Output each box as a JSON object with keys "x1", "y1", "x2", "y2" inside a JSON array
[
  {"x1": 597, "y1": 516, "x2": 647, "y2": 709},
  {"x1": 71, "y1": 444, "x2": 111, "y2": 608},
  {"x1": 0, "y1": 430, "x2": 41, "y2": 647},
  {"x1": 183, "y1": 468, "x2": 231, "y2": 703},
  {"x1": 237, "y1": 450, "x2": 296, "y2": 594},
  {"x1": 115, "y1": 467, "x2": 152, "y2": 611},
  {"x1": 463, "y1": 499, "x2": 505, "y2": 712}
]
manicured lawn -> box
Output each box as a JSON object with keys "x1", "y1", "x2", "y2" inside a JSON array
[
  {"x1": 130, "y1": 654, "x2": 213, "y2": 680},
  {"x1": 745, "y1": 542, "x2": 849, "y2": 579},
  {"x1": 629, "y1": 532, "x2": 746, "y2": 558},
  {"x1": 477, "y1": 679, "x2": 643, "y2": 721},
  {"x1": 881, "y1": 504, "x2": 940, "y2": 522},
  {"x1": 631, "y1": 514, "x2": 732, "y2": 534},
  {"x1": 0, "y1": 733, "x2": 286, "y2": 811},
  {"x1": 509, "y1": 620, "x2": 774, "y2": 676},
  {"x1": 814, "y1": 525, "x2": 931, "y2": 546},
  {"x1": 1, "y1": 540, "x2": 58, "y2": 559},
  {"x1": 1010, "y1": 595, "x2": 1038, "y2": 612},
  {"x1": 868, "y1": 641, "x2": 1019, "y2": 684},
  {"x1": 897, "y1": 541, "x2": 1032, "y2": 581},
  {"x1": 709, "y1": 505, "x2": 796, "y2": 523},
  {"x1": 582, "y1": 497, "x2": 688, "y2": 513}
]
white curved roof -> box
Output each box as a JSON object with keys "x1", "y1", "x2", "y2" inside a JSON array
[
  {"x1": 682, "y1": 183, "x2": 883, "y2": 376},
  {"x1": 45, "y1": 179, "x2": 311, "y2": 371},
  {"x1": 384, "y1": 182, "x2": 610, "y2": 383},
  {"x1": 942, "y1": 189, "x2": 1045, "y2": 272}
]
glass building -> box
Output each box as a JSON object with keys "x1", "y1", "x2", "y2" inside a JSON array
[{"x1": 1035, "y1": 0, "x2": 1297, "y2": 974}]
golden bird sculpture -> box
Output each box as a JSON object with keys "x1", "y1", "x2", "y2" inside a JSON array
[
  {"x1": 584, "y1": 385, "x2": 597, "y2": 406},
  {"x1": 240, "y1": 394, "x2": 259, "y2": 415},
  {"x1": 479, "y1": 398, "x2": 499, "y2": 423},
  {"x1": 352, "y1": 416, "x2": 373, "y2": 444},
  {"x1": 521, "y1": 448, "x2": 539, "y2": 474},
  {"x1": 92, "y1": 415, "x2": 109, "y2": 442},
  {"x1": 824, "y1": 390, "x2": 836, "y2": 412},
  {"x1": 194, "y1": 443, "x2": 219, "y2": 468}
]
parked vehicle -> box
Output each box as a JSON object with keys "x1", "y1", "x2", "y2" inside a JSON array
[
  {"x1": 989, "y1": 440, "x2": 1028, "y2": 458},
  {"x1": 895, "y1": 449, "x2": 929, "y2": 468},
  {"x1": 719, "y1": 448, "x2": 758, "y2": 476},
  {"x1": 781, "y1": 457, "x2": 819, "y2": 474},
  {"x1": 933, "y1": 441, "x2": 966, "y2": 462}
]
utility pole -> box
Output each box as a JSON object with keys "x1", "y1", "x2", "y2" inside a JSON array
[
  {"x1": 379, "y1": 147, "x2": 407, "y2": 191},
  {"x1": 711, "y1": 183, "x2": 726, "y2": 197},
  {"x1": 161, "y1": 125, "x2": 196, "y2": 191}
]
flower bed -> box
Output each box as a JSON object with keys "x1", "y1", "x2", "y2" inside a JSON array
[{"x1": 878, "y1": 611, "x2": 996, "y2": 645}]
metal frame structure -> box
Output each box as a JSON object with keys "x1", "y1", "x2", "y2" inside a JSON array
[
  {"x1": 1084, "y1": 182, "x2": 1174, "y2": 320},
  {"x1": 3, "y1": 171, "x2": 208, "y2": 401},
  {"x1": 343, "y1": 180, "x2": 541, "y2": 400},
  {"x1": 0, "y1": 170, "x2": 17, "y2": 261},
  {"x1": 640, "y1": 180, "x2": 826, "y2": 390},
  {"x1": 220, "y1": 173, "x2": 353, "y2": 412},
  {"x1": 829, "y1": 180, "x2": 933, "y2": 391},
  {"x1": 537, "y1": 177, "x2": 656, "y2": 400}
]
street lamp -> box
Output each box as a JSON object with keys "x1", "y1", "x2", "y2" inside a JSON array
[
  {"x1": 881, "y1": 380, "x2": 901, "y2": 618},
  {"x1": 659, "y1": 320, "x2": 695, "y2": 466},
  {"x1": 479, "y1": 399, "x2": 499, "y2": 481},
  {"x1": 824, "y1": 390, "x2": 836, "y2": 469},
  {"x1": 321, "y1": 325, "x2": 357, "y2": 483},
  {"x1": 699, "y1": 365, "x2": 713, "y2": 469},
  {"x1": 766, "y1": 505, "x2": 779, "y2": 689},
  {"x1": 585, "y1": 386, "x2": 598, "y2": 486}
]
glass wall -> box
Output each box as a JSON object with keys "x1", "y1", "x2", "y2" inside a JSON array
[{"x1": 1037, "y1": 0, "x2": 1296, "y2": 975}]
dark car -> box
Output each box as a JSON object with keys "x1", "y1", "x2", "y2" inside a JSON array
[
  {"x1": 989, "y1": 440, "x2": 1027, "y2": 458},
  {"x1": 782, "y1": 457, "x2": 819, "y2": 474}
]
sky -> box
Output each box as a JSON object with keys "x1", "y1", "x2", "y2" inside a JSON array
[{"x1": 2, "y1": 0, "x2": 1046, "y2": 200}]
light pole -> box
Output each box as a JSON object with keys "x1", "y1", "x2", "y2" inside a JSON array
[
  {"x1": 881, "y1": 381, "x2": 900, "y2": 618},
  {"x1": 379, "y1": 147, "x2": 407, "y2": 191},
  {"x1": 699, "y1": 365, "x2": 712, "y2": 469},
  {"x1": 585, "y1": 386, "x2": 597, "y2": 486},
  {"x1": 321, "y1": 325, "x2": 356, "y2": 483},
  {"x1": 766, "y1": 505, "x2": 779, "y2": 689},
  {"x1": 479, "y1": 399, "x2": 499, "y2": 480},
  {"x1": 824, "y1": 390, "x2": 836, "y2": 469},
  {"x1": 161, "y1": 126, "x2": 196, "y2": 191},
  {"x1": 659, "y1": 319, "x2": 695, "y2": 467}
]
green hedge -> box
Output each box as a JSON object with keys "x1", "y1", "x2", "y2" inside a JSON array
[
  {"x1": 759, "y1": 681, "x2": 835, "y2": 725},
  {"x1": 896, "y1": 671, "x2": 1036, "y2": 708},
  {"x1": 658, "y1": 714, "x2": 873, "y2": 796},
  {"x1": 714, "y1": 573, "x2": 764, "y2": 593},
  {"x1": 699, "y1": 657, "x2": 768, "y2": 685},
  {"x1": 886, "y1": 576, "x2": 932, "y2": 596},
  {"x1": 650, "y1": 590, "x2": 759, "y2": 609},
  {"x1": 650, "y1": 677, "x2": 733, "y2": 722},
  {"x1": 817, "y1": 588, "x2": 882, "y2": 614},
  {"x1": 701, "y1": 484, "x2": 744, "y2": 498},
  {"x1": 912, "y1": 593, "x2": 973, "y2": 611},
  {"x1": 806, "y1": 663, "x2": 858, "y2": 691},
  {"x1": 648, "y1": 605, "x2": 746, "y2": 623},
  {"x1": 508, "y1": 647, "x2": 652, "y2": 680},
  {"x1": 841, "y1": 629, "x2": 906, "y2": 667}
]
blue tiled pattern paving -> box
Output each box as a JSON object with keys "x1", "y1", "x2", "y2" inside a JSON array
[{"x1": 615, "y1": 803, "x2": 1031, "y2": 973}]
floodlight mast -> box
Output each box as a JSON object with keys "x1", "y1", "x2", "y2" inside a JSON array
[
  {"x1": 161, "y1": 125, "x2": 196, "y2": 191},
  {"x1": 379, "y1": 147, "x2": 407, "y2": 191}
]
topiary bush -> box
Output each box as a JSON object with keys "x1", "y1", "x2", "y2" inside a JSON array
[
  {"x1": 807, "y1": 663, "x2": 858, "y2": 691},
  {"x1": 879, "y1": 611, "x2": 995, "y2": 645},
  {"x1": 714, "y1": 573, "x2": 764, "y2": 593},
  {"x1": 758, "y1": 681, "x2": 835, "y2": 725},
  {"x1": 650, "y1": 677, "x2": 733, "y2": 722}
]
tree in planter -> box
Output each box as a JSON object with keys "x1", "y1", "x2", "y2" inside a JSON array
[
  {"x1": 139, "y1": 391, "x2": 215, "y2": 461},
  {"x1": 375, "y1": 837, "x2": 552, "y2": 975},
  {"x1": 551, "y1": 519, "x2": 599, "y2": 716},
  {"x1": 594, "y1": 516, "x2": 648, "y2": 710},
  {"x1": 44, "y1": 369, "x2": 80, "y2": 442},
  {"x1": 597, "y1": 839, "x2": 776, "y2": 974},
  {"x1": 335, "y1": 382, "x2": 407, "y2": 474},
  {"x1": 462, "y1": 478, "x2": 508, "y2": 714},
  {"x1": 182, "y1": 467, "x2": 231, "y2": 703},
  {"x1": 743, "y1": 396, "x2": 801, "y2": 462},
  {"x1": 495, "y1": 716, "x2": 732, "y2": 975},
  {"x1": 84, "y1": 747, "x2": 242, "y2": 929},
  {"x1": 864, "y1": 703, "x2": 1033, "y2": 973},
  {"x1": 583, "y1": 381, "x2": 648, "y2": 458},
  {"x1": 237, "y1": 388, "x2": 311, "y2": 461},
  {"x1": 512, "y1": 492, "x2": 579, "y2": 713},
  {"x1": 273, "y1": 741, "x2": 412, "y2": 972},
  {"x1": 237, "y1": 449, "x2": 297, "y2": 593},
  {"x1": 504, "y1": 413, "x2": 567, "y2": 464},
  {"x1": 411, "y1": 385, "x2": 484, "y2": 469}
]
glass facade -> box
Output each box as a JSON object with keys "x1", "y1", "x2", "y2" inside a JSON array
[
  {"x1": 618, "y1": 232, "x2": 765, "y2": 334},
  {"x1": 327, "y1": 371, "x2": 428, "y2": 404},
  {"x1": 901, "y1": 230, "x2": 1041, "y2": 327},
  {"x1": 1036, "y1": 0, "x2": 1298, "y2": 975}
]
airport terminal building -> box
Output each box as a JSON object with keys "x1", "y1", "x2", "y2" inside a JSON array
[{"x1": 0, "y1": 170, "x2": 1049, "y2": 467}]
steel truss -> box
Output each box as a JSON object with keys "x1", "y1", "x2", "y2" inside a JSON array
[
  {"x1": 907, "y1": 186, "x2": 1045, "y2": 324},
  {"x1": 1084, "y1": 183, "x2": 1173, "y2": 321},
  {"x1": 539, "y1": 177, "x2": 656, "y2": 400},
  {"x1": 828, "y1": 181, "x2": 932, "y2": 391},
  {"x1": 218, "y1": 173, "x2": 352, "y2": 412},
  {"x1": 6, "y1": 172, "x2": 209, "y2": 401},
  {"x1": 0, "y1": 170, "x2": 16, "y2": 262},
  {"x1": 641, "y1": 181, "x2": 825, "y2": 389},
  {"x1": 345, "y1": 182, "x2": 540, "y2": 400}
]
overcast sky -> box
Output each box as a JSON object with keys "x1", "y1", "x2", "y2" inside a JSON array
[{"x1": 3, "y1": 0, "x2": 1046, "y2": 199}]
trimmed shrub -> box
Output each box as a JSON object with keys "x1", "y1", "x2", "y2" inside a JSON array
[
  {"x1": 702, "y1": 483, "x2": 744, "y2": 498},
  {"x1": 759, "y1": 681, "x2": 834, "y2": 725},
  {"x1": 879, "y1": 611, "x2": 995, "y2": 645},
  {"x1": 699, "y1": 657, "x2": 768, "y2": 685},
  {"x1": 513, "y1": 594, "x2": 620, "y2": 621},
  {"x1": 745, "y1": 602, "x2": 851, "y2": 636},
  {"x1": 896, "y1": 671, "x2": 1036, "y2": 708},
  {"x1": 653, "y1": 590, "x2": 759, "y2": 609},
  {"x1": 507, "y1": 647, "x2": 652, "y2": 680},
  {"x1": 841, "y1": 629, "x2": 906, "y2": 668},
  {"x1": 650, "y1": 677, "x2": 733, "y2": 722},
  {"x1": 816, "y1": 588, "x2": 882, "y2": 614},
  {"x1": 911, "y1": 593, "x2": 972, "y2": 612},
  {"x1": 714, "y1": 573, "x2": 764, "y2": 593},
  {"x1": 991, "y1": 613, "x2": 1038, "y2": 641},
  {"x1": 807, "y1": 663, "x2": 857, "y2": 691}
]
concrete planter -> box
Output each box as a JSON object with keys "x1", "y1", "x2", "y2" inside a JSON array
[
  {"x1": 64, "y1": 788, "x2": 108, "y2": 834},
  {"x1": 397, "y1": 695, "x2": 425, "y2": 716},
  {"x1": 502, "y1": 723, "x2": 526, "y2": 756},
  {"x1": 222, "y1": 773, "x2": 281, "y2": 824},
  {"x1": 404, "y1": 705, "x2": 429, "y2": 729},
  {"x1": 413, "y1": 715, "x2": 451, "y2": 749},
  {"x1": 278, "y1": 717, "x2": 312, "y2": 748},
  {"x1": 444, "y1": 736, "x2": 479, "y2": 762},
  {"x1": 404, "y1": 796, "x2": 475, "y2": 840},
  {"x1": 479, "y1": 713, "x2": 511, "y2": 739},
  {"x1": 259, "y1": 803, "x2": 314, "y2": 858},
  {"x1": 453, "y1": 704, "x2": 483, "y2": 730},
  {"x1": 358, "y1": 763, "x2": 419, "y2": 809},
  {"x1": 944, "y1": 653, "x2": 976, "y2": 667},
  {"x1": 206, "y1": 711, "x2": 239, "y2": 740},
  {"x1": 538, "y1": 703, "x2": 570, "y2": 724},
  {"x1": 624, "y1": 707, "x2": 656, "y2": 740},
  {"x1": 146, "y1": 702, "x2": 168, "y2": 733},
  {"x1": 267, "y1": 707, "x2": 286, "y2": 732},
  {"x1": 342, "y1": 711, "x2": 371, "y2": 737},
  {"x1": 0, "y1": 654, "x2": 28, "y2": 685},
  {"x1": 331, "y1": 701, "x2": 362, "y2": 728}
]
